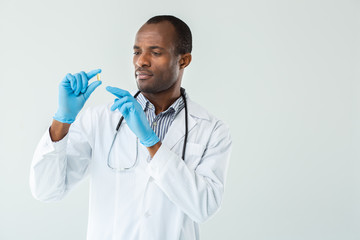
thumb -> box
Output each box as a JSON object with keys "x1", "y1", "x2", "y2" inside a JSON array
[{"x1": 84, "y1": 81, "x2": 102, "y2": 101}]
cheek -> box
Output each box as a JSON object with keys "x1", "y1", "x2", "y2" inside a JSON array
[
  {"x1": 156, "y1": 60, "x2": 173, "y2": 75},
  {"x1": 161, "y1": 65, "x2": 177, "y2": 80},
  {"x1": 164, "y1": 58, "x2": 179, "y2": 75},
  {"x1": 153, "y1": 56, "x2": 180, "y2": 79}
]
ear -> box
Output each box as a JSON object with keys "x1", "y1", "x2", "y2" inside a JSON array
[{"x1": 179, "y1": 53, "x2": 192, "y2": 69}]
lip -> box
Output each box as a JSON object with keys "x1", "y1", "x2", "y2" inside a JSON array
[{"x1": 136, "y1": 71, "x2": 153, "y2": 80}]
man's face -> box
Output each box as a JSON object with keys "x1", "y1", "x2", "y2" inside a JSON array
[{"x1": 133, "y1": 22, "x2": 181, "y2": 94}]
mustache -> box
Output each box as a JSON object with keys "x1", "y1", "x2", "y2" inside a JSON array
[{"x1": 135, "y1": 68, "x2": 153, "y2": 75}]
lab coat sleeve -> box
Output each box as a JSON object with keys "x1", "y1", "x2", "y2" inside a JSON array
[
  {"x1": 146, "y1": 120, "x2": 232, "y2": 223},
  {"x1": 30, "y1": 110, "x2": 93, "y2": 202}
]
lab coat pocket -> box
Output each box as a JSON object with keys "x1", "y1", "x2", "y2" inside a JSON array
[{"x1": 183, "y1": 142, "x2": 205, "y2": 170}]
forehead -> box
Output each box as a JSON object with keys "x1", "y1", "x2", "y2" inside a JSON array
[{"x1": 134, "y1": 22, "x2": 176, "y2": 49}]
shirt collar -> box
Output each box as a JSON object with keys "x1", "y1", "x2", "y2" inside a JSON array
[{"x1": 137, "y1": 92, "x2": 184, "y2": 116}]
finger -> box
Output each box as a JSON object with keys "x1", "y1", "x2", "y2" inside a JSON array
[
  {"x1": 74, "y1": 73, "x2": 82, "y2": 96},
  {"x1": 83, "y1": 81, "x2": 102, "y2": 101},
  {"x1": 106, "y1": 86, "x2": 132, "y2": 98},
  {"x1": 80, "y1": 71, "x2": 88, "y2": 94},
  {"x1": 86, "y1": 69, "x2": 102, "y2": 79},
  {"x1": 68, "y1": 74, "x2": 76, "y2": 91},
  {"x1": 110, "y1": 96, "x2": 132, "y2": 111},
  {"x1": 61, "y1": 73, "x2": 73, "y2": 88},
  {"x1": 110, "y1": 99, "x2": 120, "y2": 111},
  {"x1": 63, "y1": 73, "x2": 72, "y2": 83},
  {"x1": 113, "y1": 98, "x2": 120, "y2": 104},
  {"x1": 118, "y1": 102, "x2": 133, "y2": 116}
]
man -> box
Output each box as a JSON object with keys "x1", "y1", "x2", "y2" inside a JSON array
[{"x1": 30, "y1": 15, "x2": 232, "y2": 240}]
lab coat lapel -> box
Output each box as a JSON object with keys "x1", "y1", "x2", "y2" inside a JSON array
[{"x1": 162, "y1": 101, "x2": 197, "y2": 150}]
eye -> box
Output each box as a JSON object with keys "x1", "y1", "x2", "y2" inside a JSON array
[
  {"x1": 133, "y1": 51, "x2": 140, "y2": 55},
  {"x1": 152, "y1": 52, "x2": 161, "y2": 56}
]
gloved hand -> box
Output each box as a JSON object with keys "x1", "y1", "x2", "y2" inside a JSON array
[
  {"x1": 106, "y1": 86, "x2": 160, "y2": 147},
  {"x1": 54, "y1": 69, "x2": 102, "y2": 124}
]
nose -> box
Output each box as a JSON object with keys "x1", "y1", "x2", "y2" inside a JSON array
[{"x1": 135, "y1": 52, "x2": 151, "y2": 68}]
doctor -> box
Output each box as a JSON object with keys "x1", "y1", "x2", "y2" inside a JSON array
[{"x1": 30, "y1": 15, "x2": 232, "y2": 240}]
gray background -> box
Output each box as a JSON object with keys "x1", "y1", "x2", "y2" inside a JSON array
[{"x1": 0, "y1": 0, "x2": 359, "y2": 239}]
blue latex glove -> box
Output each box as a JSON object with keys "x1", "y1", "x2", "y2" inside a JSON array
[
  {"x1": 106, "y1": 86, "x2": 160, "y2": 147},
  {"x1": 54, "y1": 69, "x2": 102, "y2": 124}
]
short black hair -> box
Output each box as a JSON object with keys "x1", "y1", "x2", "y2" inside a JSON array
[{"x1": 146, "y1": 15, "x2": 192, "y2": 55}]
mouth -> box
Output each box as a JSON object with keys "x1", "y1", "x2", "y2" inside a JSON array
[{"x1": 136, "y1": 71, "x2": 153, "y2": 80}]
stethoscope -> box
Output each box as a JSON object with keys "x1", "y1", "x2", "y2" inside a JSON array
[{"x1": 107, "y1": 88, "x2": 188, "y2": 171}]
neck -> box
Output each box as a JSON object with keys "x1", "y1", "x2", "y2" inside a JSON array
[{"x1": 142, "y1": 85, "x2": 181, "y2": 115}]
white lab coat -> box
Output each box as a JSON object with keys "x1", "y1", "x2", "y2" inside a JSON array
[{"x1": 30, "y1": 95, "x2": 232, "y2": 240}]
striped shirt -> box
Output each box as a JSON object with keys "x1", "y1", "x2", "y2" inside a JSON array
[{"x1": 137, "y1": 93, "x2": 185, "y2": 142}]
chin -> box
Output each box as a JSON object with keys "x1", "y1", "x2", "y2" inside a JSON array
[
  {"x1": 136, "y1": 79, "x2": 176, "y2": 94},
  {"x1": 136, "y1": 82, "x2": 158, "y2": 94}
]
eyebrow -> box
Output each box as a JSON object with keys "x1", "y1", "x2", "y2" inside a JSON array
[{"x1": 133, "y1": 45, "x2": 165, "y2": 50}]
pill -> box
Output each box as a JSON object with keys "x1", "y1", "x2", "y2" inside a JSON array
[{"x1": 97, "y1": 73, "x2": 101, "y2": 81}]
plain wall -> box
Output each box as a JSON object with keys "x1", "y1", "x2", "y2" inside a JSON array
[{"x1": 0, "y1": 0, "x2": 359, "y2": 239}]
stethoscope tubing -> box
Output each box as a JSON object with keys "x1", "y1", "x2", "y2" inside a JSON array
[{"x1": 107, "y1": 88, "x2": 188, "y2": 171}]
